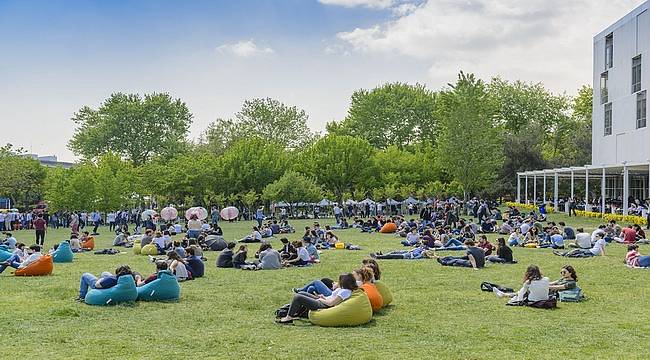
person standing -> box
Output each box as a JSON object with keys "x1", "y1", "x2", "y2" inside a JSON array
[
  {"x1": 70, "y1": 212, "x2": 79, "y2": 234},
  {"x1": 91, "y1": 210, "x2": 101, "y2": 235},
  {"x1": 107, "y1": 211, "x2": 116, "y2": 232},
  {"x1": 211, "y1": 207, "x2": 219, "y2": 227},
  {"x1": 255, "y1": 207, "x2": 264, "y2": 227},
  {"x1": 33, "y1": 214, "x2": 47, "y2": 247}
]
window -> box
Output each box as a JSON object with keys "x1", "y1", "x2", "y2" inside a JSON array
[
  {"x1": 600, "y1": 72, "x2": 608, "y2": 104},
  {"x1": 604, "y1": 103, "x2": 612, "y2": 136},
  {"x1": 632, "y1": 55, "x2": 642, "y2": 93},
  {"x1": 605, "y1": 33, "x2": 613, "y2": 69},
  {"x1": 637, "y1": 91, "x2": 646, "y2": 128}
]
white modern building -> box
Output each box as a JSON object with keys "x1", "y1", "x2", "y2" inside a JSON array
[{"x1": 516, "y1": 1, "x2": 650, "y2": 215}]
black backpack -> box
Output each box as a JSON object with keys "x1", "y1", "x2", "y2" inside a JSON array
[{"x1": 480, "y1": 281, "x2": 514, "y2": 293}]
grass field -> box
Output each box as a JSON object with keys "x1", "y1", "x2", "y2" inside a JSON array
[{"x1": 2, "y1": 212, "x2": 650, "y2": 359}]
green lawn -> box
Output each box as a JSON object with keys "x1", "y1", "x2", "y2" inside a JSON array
[{"x1": 2, "y1": 212, "x2": 650, "y2": 359}]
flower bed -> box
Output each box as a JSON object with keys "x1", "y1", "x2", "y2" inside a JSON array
[
  {"x1": 504, "y1": 203, "x2": 647, "y2": 225},
  {"x1": 503, "y1": 201, "x2": 555, "y2": 214}
]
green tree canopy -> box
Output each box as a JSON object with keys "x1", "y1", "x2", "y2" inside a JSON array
[
  {"x1": 68, "y1": 92, "x2": 193, "y2": 165},
  {"x1": 0, "y1": 146, "x2": 46, "y2": 208},
  {"x1": 262, "y1": 171, "x2": 322, "y2": 204}
]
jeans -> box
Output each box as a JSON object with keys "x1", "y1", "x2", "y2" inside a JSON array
[
  {"x1": 437, "y1": 256, "x2": 471, "y2": 267},
  {"x1": 639, "y1": 255, "x2": 650, "y2": 267},
  {"x1": 187, "y1": 230, "x2": 200, "y2": 239},
  {"x1": 288, "y1": 292, "x2": 328, "y2": 317},
  {"x1": 443, "y1": 239, "x2": 464, "y2": 247},
  {"x1": 79, "y1": 272, "x2": 112, "y2": 298},
  {"x1": 0, "y1": 254, "x2": 21, "y2": 273},
  {"x1": 256, "y1": 218, "x2": 263, "y2": 227},
  {"x1": 486, "y1": 255, "x2": 506, "y2": 263},
  {"x1": 35, "y1": 230, "x2": 45, "y2": 246},
  {"x1": 298, "y1": 280, "x2": 333, "y2": 296}
]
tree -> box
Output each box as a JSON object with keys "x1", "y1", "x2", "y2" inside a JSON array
[
  {"x1": 327, "y1": 82, "x2": 438, "y2": 149},
  {"x1": 297, "y1": 135, "x2": 376, "y2": 202},
  {"x1": 200, "y1": 98, "x2": 317, "y2": 152},
  {"x1": 262, "y1": 171, "x2": 322, "y2": 204},
  {"x1": 0, "y1": 147, "x2": 46, "y2": 208},
  {"x1": 94, "y1": 153, "x2": 137, "y2": 212},
  {"x1": 436, "y1": 72, "x2": 503, "y2": 198},
  {"x1": 68, "y1": 92, "x2": 193, "y2": 165}
]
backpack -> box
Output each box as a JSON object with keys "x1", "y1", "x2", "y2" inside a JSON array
[
  {"x1": 526, "y1": 297, "x2": 557, "y2": 309},
  {"x1": 558, "y1": 287, "x2": 584, "y2": 302},
  {"x1": 480, "y1": 282, "x2": 514, "y2": 293}
]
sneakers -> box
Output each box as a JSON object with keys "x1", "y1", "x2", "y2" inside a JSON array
[
  {"x1": 292, "y1": 288, "x2": 300, "y2": 293},
  {"x1": 148, "y1": 255, "x2": 157, "y2": 263},
  {"x1": 493, "y1": 288, "x2": 506, "y2": 298},
  {"x1": 74, "y1": 297, "x2": 85, "y2": 303}
]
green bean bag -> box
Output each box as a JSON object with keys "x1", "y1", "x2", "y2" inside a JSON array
[
  {"x1": 374, "y1": 281, "x2": 393, "y2": 306},
  {"x1": 0, "y1": 246, "x2": 12, "y2": 262},
  {"x1": 52, "y1": 241, "x2": 74, "y2": 263},
  {"x1": 85, "y1": 275, "x2": 138, "y2": 306},
  {"x1": 132, "y1": 239, "x2": 141, "y2": 255},
  {"x1": 308, "y1": 290, "x2": 373, "y2": 327},
  {"x1": 137, "y1": 270, "x2": 180, "y2": 302},
  {"x1": 140, "y1": 243, "x2": 158, "y2": 256}
]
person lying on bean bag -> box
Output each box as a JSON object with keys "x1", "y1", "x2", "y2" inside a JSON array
[
  {"x1": 76, "y1": 265, "x2": 134, "y2": 302},
  {"x1": 361, "y1": 258, "x2": 393, "y2": 305},
  {"x1": 0, "y1": 245, "x2": 42, "y2": 274},
  {"x1": 137, "y1": 260, "x2": 169, "y2": 286},
  {"x1": 276, "y1": 273, "x2": 358, "y2": 324},
  {"x1": 354, "y1": 267, "x2": 383, "y2": 312}
]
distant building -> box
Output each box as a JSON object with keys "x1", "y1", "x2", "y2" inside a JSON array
[
  {"x1": 517, "y1": 1, "x2": 650, "y2": 216},
  {"x1": 22, "y1": 154, "x2": 74, "y2": 169}
]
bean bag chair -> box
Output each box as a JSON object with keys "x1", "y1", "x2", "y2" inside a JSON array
[
  {"x1": 0, "y1": 246, "x2": 12, "y2": 262},
  {"x1": 81, "y1": 237, "x2": 95, "y2": 251},
  {"x1": 524, "y1": 243, "x2": 538, "y2": 248},
  {"x1": 52, "y1": 241, "x2": 74, "y2": 263},
  {"x1": 85, "y1": 275, "x2": 138, "y2": 306},
  {"x1": 132, "y1": 239, "x2": 142, "y2": 255},
  {"x1": 361, "y1": 283, "x2": 384, "y2": 312},
  {"x1": 140, "y1": 244, "x2": 158, "y2": 256},
  {"x1": 309, "y1": 290, "x2": 373, "y2": 327},
  {"x1": 136, "y1": 270, "x2": 180, "y2": 302},
  {"x1": 379, "y1": 223, "x2": 397, "y2": 234},
  {"x1": 15, "y1": 254, "x2": 53, "y2": 276},
  {"x1": 335, "y1": 242, "x2": 345, "y2": 249},
  {"x1": 374, "y1": 281, "x2": 393, "y2": 306}
]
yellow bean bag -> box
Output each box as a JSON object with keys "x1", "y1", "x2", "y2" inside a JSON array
[
  {"x1": 140, "y1": 243, "x2": 158, "y2": 256},
  {"x1": 15, "y1": 254, "x2": 53, "y2": 276},
  {"x1": 81, "y1": 236, "x2": 95, "y2": 251},
  {"x1": 132, "y1": 239, "x2": 141, "y2": 255},
  {"x1": 361, "y1": 283, "x2": 383, "y2": 312},
  {"x1": 308, "y1": 289, "x2": 373, "y2": 327},
  {"x1": 379, "y1": 223, "x2": 397, "y2": 234},
  {"x1": 335, "y1": 242, "x2": 345, "y2": 249},
  {"x1": 524, "y1": 243, "x2": 538, "y2": 248},
  {"x1": 374, "y1": 280, "x2": 393, "y2": 306}
]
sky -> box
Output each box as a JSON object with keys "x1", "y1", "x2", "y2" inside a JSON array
[{"x1": 0, "y1": 0, "x2": 646, "y2": 162}]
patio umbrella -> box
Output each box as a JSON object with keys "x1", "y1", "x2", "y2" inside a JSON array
[
  {"x1": 404, "y1": 196, "x2": 418, "y2": 205},
  {"x1": 160, "y1": 206, "x2": 178, "y2": 221},
  {"x1": 220, "y1": 206, "x2": 239, "y2": 221},
  {"x1": 141, "y1": 209, "x2": 157, "y2": 221},
  {"x1": 185, "y1": 207, "x2": 208, "y2": 221},
  {"x1": 317, "y1": 199, "x2": 331, "y2": 207},
  {"x1": 360, "y1": 198, "x2": 375, "y2": 205},
  {"x1": 344, "y1": 199, "x2": 357, "y2": 205},
  {"x1": 386, "y1": 198, "x2": 401, "y2": 206},
  {"x1": 275, "y1": 201, "x2": 290, "y2": 207}
]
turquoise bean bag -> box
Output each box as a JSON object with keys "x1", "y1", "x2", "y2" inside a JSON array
[
  {"x1": 137, "y1": 270, "x2": 181, "y2": 302},
  {"x1": 85, "y1": 275, "x2": 138, "y2": 306},
  {"x1": 0, "y1": 246, "x2": 11, "y2": 262},
  {"x1": 52, "y1": 241, "x2": 74, "y2": 263}
]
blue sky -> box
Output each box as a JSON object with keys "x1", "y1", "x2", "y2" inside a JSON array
[{"x1": 0, "y1": 0, "x2": 645, "y2": 161}]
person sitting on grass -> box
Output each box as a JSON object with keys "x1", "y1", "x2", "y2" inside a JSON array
[
  {"x1": 0, "y1": 244, "x2": 42, "y2": 274},
  {"x1": 625, "y1": 244, "x2": 650, "y2": 268},
  {"x1": 554, "y1": 232, "x2": 606, "y2": 258},
  {"x1": 614, "y1": 225, "x2": 637, "y2": 244},
  {"x1": 152, "y1": 231, "x2": 168, "y2": 254},
  {"x1": 233, "y1": 244, "x2": 253, "y2": 269},
  {"x1": 113, "y1": 231, "x2": 130, "y2": 247},
  {"x1": 508, "y1": 228, "x2": 523, "y2": 246},
  {"x1": 76, "y1": 265, "x2": 134, "y2": 302},
  {"x1": 255, "y1": 243, "x2": 282, "y2": 270},
  {"x1": 477, "y1": 235, "x2": 495, "y2": 256},
  {"x1": 548, "y1": 265, "x2": 578, "y2": 293},
  {"x1": 283, "y1": 240, "x2": 311, "y2": 267},
  {"x1": 166, "y1": 251, "x2": 192, "y2": 281},
  {"x1": 633, "y1": 224, "x2": 650, "y2": 244},
  {"x1": 493, "y1": 265, "x2": 550, "y2": 305},
  {"x1": 136, "y1": 260, "x2": 169, "y2": 286},
  {"x1": 276, "y1": 273, "x2": 358, "y2": 324},
  {"x1": 216, "y1": 242, "x2": 236, "y2": 268},
  {"x1": 539, "y1": 227, "x2": 564, "y2": 249},
  {"x1": 569, "y1": 228, "x2": 592, "y2": 249},
  {"x1": 2, "y1": 232, "x2": 17, "y2": 250},
  {"x1": 370, "y1": 243, "x2": 428, "y2": 260},
  {"x1": 239, "y1": 226, "x2": 262, "y2": 243},
  {"x1": 304, "y1": 237, "x2": 320, "y2": 262},
  {"x1": 184, "y1": 247, "x2": 204, "y2": 277},
  {"x1": 487, "y1": 237, "x2": 516, "y2": 264},
  {"x1": 401, "y1": 227, "x2": 420, "y2": 247},
  {"x1": 431, "y1": 239, "x2": 485, "y2": 270}
]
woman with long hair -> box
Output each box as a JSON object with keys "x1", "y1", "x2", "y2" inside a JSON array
[{"x1": 493, "y1": 265, "x2": 549, "y2": 303}]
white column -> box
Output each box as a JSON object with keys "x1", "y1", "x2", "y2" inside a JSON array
[
  {"x1": 570, "y1": 169, "x2": 575, "y2": 200},
  {"x1": 543, "y1": 172, "x2": 547, "y2": 203},
  {"x1": 517, "y1": 175, "x2": 521, "y2": 203},
  {"x1": 601, "y1": 167, "x2": 606, "y2": 214},
  {"x1": 623, "y1": 163, "x2": 630, "y2": 215},
  {"x1": 554, "y1": 172, "x2": 559, "y2": 211},
  {"x1": 525, "y1": 175, "x2": 529, "y2": 204},
  {"x1": 533, "y1": 174, "x2": 537, "y2": 203},
  {"x1": 585, "y1": 167, "x2": 589, "y2": 209},
  {"x1": 648, "y1": 163, "x2": 650, "y2": 200}
]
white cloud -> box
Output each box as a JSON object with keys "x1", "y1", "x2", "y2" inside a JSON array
[
  {"x1": 333, "y1": 0, "x2": 646, "y2": 92},
  {"x1": 318, "y1": 0, "x2": 395, "y2": 9},
  {"x1": 216, "y1": 40, "x2": 274, "y2": 58}
]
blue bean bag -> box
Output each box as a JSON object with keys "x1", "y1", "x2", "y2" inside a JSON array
[
  {"x1": 136, "y1": 270, "x2": 181, "y2": 302},
  {"x1": 85, "y1": 275, "x2": 138, "y2": 306},
  {"x1": 52, "y1": 241, "x2": 74, "y2": 263},
  {"x1": 0, "y1": 246, "x2": 11, "y2": 262}
]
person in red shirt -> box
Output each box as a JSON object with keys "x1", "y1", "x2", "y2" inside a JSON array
[
  {"x1": 33, "y1": 214, "x2": 47, "y2": 246},
  {"x1": 616, "y1": 225, "x2": 637, "y2": 244}
]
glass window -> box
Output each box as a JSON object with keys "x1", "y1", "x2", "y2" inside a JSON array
[
  {"x1": 605, "y1": 33, "x2": 613, "y2": 69},
  {"x1": 604, "y1": 103, "x2": 612, "y2": 136},
  {"x1": 600, "y1": 72, "x2": 608, "y2": 104},
  {"x1": 637, "y1": 91, "x2": 646, "y2": 129},
  {"x1": 632, "y1": 55, "x2": 642, "y2": 93}
]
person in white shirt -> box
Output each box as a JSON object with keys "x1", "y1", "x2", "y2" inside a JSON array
[
  {"x1": 555, "y1": 233, "x2": 607, "y2": 258},
  {"x1": 571, "y1": 228, "x2": 592, "y2": 249},
  {"x1": 520, "y1": 221, "x2": 531, "y2": 235},
  {"x1": 591, "y1": 225, "x2": 607, "y2": 243},
  {"x1": 0, "y1": 245, "x2": 42, "y2": 274},
  {"x1": 493, "y1": 265, "x2": 550, "y2": 304}
]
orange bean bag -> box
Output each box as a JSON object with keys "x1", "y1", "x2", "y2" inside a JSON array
[
  {"x1": 379, "y1": 222, "x2": 397, "y2": 234},
  {"x1": 361, "y1": 283, "x2": 383, "y2": 312},
  {"x1": 15, "y1": 254, "x2": 53, "y2": 276},
  {"x1": 81, "y1": 236, "x2": 95, "y2": 250}
]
